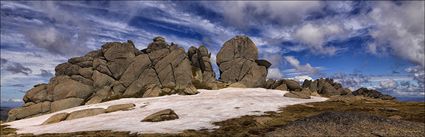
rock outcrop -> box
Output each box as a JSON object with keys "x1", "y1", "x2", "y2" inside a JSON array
[
  {"x1": 216, "y1": 36, "x2": 270, "y2": 88},
  {"x1": 8, "y1": 37, "x2": 199, "y2": 121},
  {"x1": 7, "y1": 35, "x2": 391, "y2": 122}
]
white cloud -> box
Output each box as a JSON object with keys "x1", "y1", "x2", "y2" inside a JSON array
[
  {"x1": 201, "y1": 1, "x2": 322, "y2": 27},
  {"x1": 267, "y1": 68, "x2": 284, "y2": 80},
  {"x1": 294, "y1": 23, "x2": 345, "y2": 55},
  {"x1": 405, "y1": 65, "x2": 425, "y2": 89},
  {"x1": 289, "y1": 75, "x2": 313, "y2": 83},
  {"x1": 379, "y1": 79, "x2": 398, "y2": 89},
  {"x1": 284, "y1": 56, "x2": 318, "y2": 74},
  {"x1": 367, "y1": 1, "x2": 425, "y2": 67}
]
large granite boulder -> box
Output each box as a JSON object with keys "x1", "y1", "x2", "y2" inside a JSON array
[{"x1": 216, "y1": 36, "x2": 269, "y2": 88}]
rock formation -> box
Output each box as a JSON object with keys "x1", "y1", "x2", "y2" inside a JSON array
[
  {"x1": 8, "y1": 37, "x2": 199, "y2": 121},
  {"x1": 7, "y1": 35, "x2": 393, "y2": 121},
  {"x1": 216, "y1": 36, "x2": 270, "y2": 88}
]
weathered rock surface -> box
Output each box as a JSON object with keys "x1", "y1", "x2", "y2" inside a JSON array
[
  {"x1": 51, "y1": 98, "x2": 84, "y2": 112},
  {"x1": 188, "y1": 45, "x2": 216, "y2": 84},
  {"x1": 216, "y1": 36, "x2": 269, "y2": 88},
  {"x1": 141, "y1": 109, "x2": 179, "y2": 122}
]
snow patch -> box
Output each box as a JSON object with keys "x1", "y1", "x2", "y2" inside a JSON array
[{"x1": 5, "y1": 88, "x2": 327, "y2": 135}]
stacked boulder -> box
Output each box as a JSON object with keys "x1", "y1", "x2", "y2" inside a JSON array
[
  {"x1": 216, "y1": 36, "x2": 270, "y2": 88},
  {"x1": 7, "y1": 37, "x2": 197, "y2": 121},
  {"x1": 188, "y1": 46, "x2": 216, "y2": 84}
]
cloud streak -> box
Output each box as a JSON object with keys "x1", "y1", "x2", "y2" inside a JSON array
[{"x1": 284, "y1": 56, "x2": 318, "y2": 75}]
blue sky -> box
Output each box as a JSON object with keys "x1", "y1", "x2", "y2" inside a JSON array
[{"x1": 1, "y1": 1, "x2": 424, "y2": 104}]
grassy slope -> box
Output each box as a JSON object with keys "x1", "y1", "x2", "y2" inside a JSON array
[{"x1": 1, "y1": 99, "x2": 424, "y2": 137}]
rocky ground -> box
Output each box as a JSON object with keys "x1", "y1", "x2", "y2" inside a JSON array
[{"x1": 2, "y1": 97, "x2": 423, "y2": 137}]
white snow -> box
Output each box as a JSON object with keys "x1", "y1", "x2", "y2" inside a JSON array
[{"x1": 4, "y1": 88, "x2": 327, "y2": 135}]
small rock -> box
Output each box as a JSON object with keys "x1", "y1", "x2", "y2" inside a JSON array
[
  {"x1": 254, "y1": 117, "x2": 273, "y2": 126},
  {"x1": 388, "y1": 115, "x2": 402, "y2": 120},
  {"x1": 142, "y1": 109, "x2": 179, "y2": 122},
  {"x1": 378, "y1": 107, "x2": 399, "y2": 112},
  {"x1": 42, "y1": 113, "x2": 69, "y2": 125},
  {"x1": 66, "y1": 108, "x2": 106, "y2": 120},
  {"x1": 105, "y1": 103, "x2": 136, "y2": 113}
]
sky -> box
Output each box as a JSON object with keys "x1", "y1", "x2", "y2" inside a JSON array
[{"x1": 0, "y1": 1, "x2": 424, "y2": 104}]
